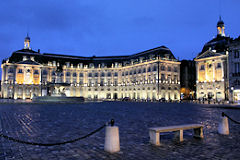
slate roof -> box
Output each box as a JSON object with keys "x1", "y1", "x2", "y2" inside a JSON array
[
  {"x1": 16, "y1": 59, "x2": 40, "y2": 65},
  {"x1": 5, "y1": 46, "x2": 178, "y2": 68}
]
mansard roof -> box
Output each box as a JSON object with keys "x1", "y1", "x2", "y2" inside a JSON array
[
  {"x1": 197, "y1": 35, "x2": 232, "y2": 57},
  {"x1": 5, "y1": 45, "x2": 178, "y2": 67}
]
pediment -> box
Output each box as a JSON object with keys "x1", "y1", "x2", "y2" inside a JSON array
[{"x1": 195, "y1": 50, "x2": 223, "y2": 60}]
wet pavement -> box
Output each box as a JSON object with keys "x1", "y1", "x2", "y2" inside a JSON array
[{"x1": 0, "y1": 101, "x2": 239, "y2": 160}]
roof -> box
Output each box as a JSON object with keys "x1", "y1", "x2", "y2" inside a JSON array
[
  {"x1": 5, "y1": 45, "x2": 178, "y2": 67},
  {"x1": 197, "y1": 35, "x2": 232, "y2": 57},
  {"x1": 16, "y1": 59, "x2": 40, "y2": 65}
]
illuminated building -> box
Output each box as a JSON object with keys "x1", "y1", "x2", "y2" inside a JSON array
[
  {"x1": 1, "y1": 36, "x2": 180, "y2": 100},
  {"x1": 195, "y1": 17, "x2": 232, "y2": 101},
  {"x1": 229, "y1": 36, "x2": 240, "y2": 102}
]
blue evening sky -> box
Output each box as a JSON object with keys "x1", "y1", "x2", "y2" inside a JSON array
[{"x1": 0, "y1": 0, "x2": 239, "y2": 62}]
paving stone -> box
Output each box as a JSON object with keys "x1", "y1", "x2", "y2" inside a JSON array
[{"x1": 0, "y1": 102, "x2": 239, "y2": 159}]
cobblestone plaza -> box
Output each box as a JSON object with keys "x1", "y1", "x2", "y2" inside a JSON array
[{"x1": 0, "y1": 102, "x2": 239, "y2": 159}]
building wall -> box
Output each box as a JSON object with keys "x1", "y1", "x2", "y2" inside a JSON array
[
  {"x1": 1, "y1": 57, "x2": 180, "y2": 100},
  {"x1": 229, "y1": 40, "x2": 240, "y2": 102},
  {"x1": 195, "y1": 54, "x2": 227, "y2": 100}
]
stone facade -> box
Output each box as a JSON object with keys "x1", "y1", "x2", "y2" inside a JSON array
[
  {"x1": 195, "y1": 17, "x2": 231, "y2": 101},
  {"x1": 229, "y1": 37, "x2": 240, "y2": 102},
  {"x1": 1, "y1": 37, "x2": 180, "y2": 101}
]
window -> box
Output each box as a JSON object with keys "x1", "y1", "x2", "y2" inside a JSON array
[
  {"x1": 217, "y1": 63, "x2": 221, "y2": 68},
  {"x1": 200, "y1": 65, "x2": 205, "y2": 70},
  {"x1": 73, "y1": 72, "x2": 77, "y2": 77},
  {"x1": 143, "y1": 68, "x2": 146, "y2": 73},
  {"x1": 234, "y1": 50, "x2": 239, "y2": 58},
  {"x1": 52, "y1": 71, "x2": 56, "y2": 76},
  {"x1": 148, "y1": 67, "x2": 151, "y2": 72},
  {"x1": 138, "y1": 69, "x2": 142, "y2": 74},
  {"x1": 101, "y1": 72, "x2": 105, "y2": 77},
  {"x1": 235, "y1": 63, "x2": 240, "y2": 73},
  {"x1": 114, "y1": 72, "x2": 118, "y2": 76},
  {"x1": 18, "y1": 69, "x2": 23, "y2": 73},
  {"x1": 174, "y1": 67, "x2": 177, "y2": 72},
  {"x1": 125, "y1": 71, "x2": 128, "y2": 75},
  {"x1": 95, "y1": 73, "x2": 98, "y2": 77},
  {"x1": 34, "y1": 70, "x2": 39, "y2": 75},
  {"x1": 122, "y1": 72, "x2": 124, "y2": 76},
  {"x1": 168, "y1": 66, "x2": 171, "y2": 71},
  {"x1": 107, "y1": 72, "x2": 111, "y2": 77},
  {"x1": 161, "y1": 65, "x2": 165, "y2": 71},
  {"x1": 153, "y1": 66, "x2": 157, "y2": 71},
  {"x1": 161, "y1": 74, "x2": 165, "y2": 81},
  {"x1": 43, "y1": 70, "x2": 48, "y2": 75},
  {"x1": 88, "y1": 73, "x2": 92, "y2": 77},
  {"x1": 208, "y1": 64, "x2": 212, "y2": 68},
  {"x1": 66, "y1": 72, "x2": 71, "y2": 76},
  {"x1": 133, "y1": 70, "x2": 136, "y2": 74},
  {"x1": 79, "y1": 73, "x2": 84, "y2": 77},
  {"x1": 8, "y1": 68, "x2": 13, "y2": 73}
]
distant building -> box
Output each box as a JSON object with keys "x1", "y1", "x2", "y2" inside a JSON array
[
  {"x1": 229, "y1": 36, "x2": 240, "y2": 102},
  {"x1": 195, "y1": 17, "x2": 232, "y2": 101},
  {"x1": 180, "y1": 60, "x2": 196, "y2": 100},
  {"x1": 1, "y1": 36, "x2": 181, "y2": 101}
]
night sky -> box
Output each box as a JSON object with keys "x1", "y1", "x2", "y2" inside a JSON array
[{"x1": 0, "y1": 0, "x2": 240, "y2": 62}]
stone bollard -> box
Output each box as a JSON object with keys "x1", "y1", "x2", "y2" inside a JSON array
[
  {"x1": 218, "y1": 113, "x2": 229, "y2": 135},
  {"x1": 104, "y1": 120, "x2": 120, "y2": 153}
]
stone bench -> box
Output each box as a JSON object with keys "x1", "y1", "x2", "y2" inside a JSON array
[{"x1": 149, "y1": 124, "x2": 204, "y2": 146}]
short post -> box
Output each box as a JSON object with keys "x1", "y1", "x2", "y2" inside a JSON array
[
  {"x1": 104, "y1": 119, "x2": 120, "y2": 153},
  {"x1": 218, "y1": 112, "x2": 229, "y2": 135}
]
